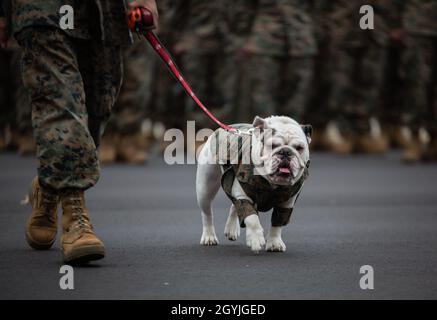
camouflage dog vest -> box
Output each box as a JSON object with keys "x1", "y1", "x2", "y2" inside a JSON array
[{"x1": 215, "y1": 124, "x2": 310, "y2": 228}]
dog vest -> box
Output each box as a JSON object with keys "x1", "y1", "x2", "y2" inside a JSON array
[{"x1": 214, "y1": 124, "x2": 310, "y2": 227}]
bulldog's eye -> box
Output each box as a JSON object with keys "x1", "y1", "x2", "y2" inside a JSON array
[
  {"x1": 295, "y1": 145, "x2": 304, "y2": 153},
  {"x1": 271, "y1": 143, "x2": 280, "y2": 149}
]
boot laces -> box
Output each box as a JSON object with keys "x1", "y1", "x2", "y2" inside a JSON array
[
  {"x1": 36, "y1": 192, "x2": 57, "y2": 223},
  {"x1": 70, "y1": 197, "x2": 92, "y2": 231}
]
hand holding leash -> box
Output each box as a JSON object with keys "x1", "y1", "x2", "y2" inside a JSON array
[
  {"x1": 127, "y1": 6, "x2": 155, "y2": 33},
  {"x1": 126, "y1": 0, "x2": 158, "y2": 31}
]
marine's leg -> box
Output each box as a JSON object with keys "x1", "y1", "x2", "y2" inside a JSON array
[
  {"x1": 249, "y1": 55, "x2": 281, "y2": 117},
  {"x1": 17, "y1": 27, "x2": 99, "y2": 254},
  {"x1": 111, "y1": 40, "x2": 151, "y2": 164},
  {"x1": 280, "y1": 56, "x2": 314, "y2": 122},
  {"x1": 400, "y1": 36, "x2": 434, "y2": 162},
  {"x1": 354, "y1": 44, "x2": 389, "y2": 153}
]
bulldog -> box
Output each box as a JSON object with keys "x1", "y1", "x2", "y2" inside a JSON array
[{"x1": 196, "y1": 115, "x2": 312, "y2": 253}]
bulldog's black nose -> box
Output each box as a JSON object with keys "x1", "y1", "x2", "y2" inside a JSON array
[{"x1": 277, "y1": 149, "x2": 292, "y2": 157}]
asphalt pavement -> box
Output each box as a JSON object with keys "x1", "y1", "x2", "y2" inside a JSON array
[{"x1": 0, "y1": 151, "x2": 436, "y2": 299}]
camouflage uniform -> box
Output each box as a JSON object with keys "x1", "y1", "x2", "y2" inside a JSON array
[
  {"x1": 9, "y1": 0, "x2": 129, "y2": 190},
  {"x1": 328, "y1": 0, "x2": 395, "y2": 133},
  {"x1": 401, "y1": 0, "x2": 437, "y2": 137},
  {"x1": 151, "y1": 0, "x2": 186, "y2": 129},
  {"x1": 305, "y1": 0, "x2": 334, "y2": 129},
  {"x1": 177, "y1": 0, "x2": 226, "y2": 128},
  {"x1": 379, "y1": 1, "x2": 405, "y2": 130},
  {"x1": 246, "y1": 0, "x2": 316, "y2": 121},
  {"x1": 221, "y1": 0, "x2": 258, "y2": 123}
]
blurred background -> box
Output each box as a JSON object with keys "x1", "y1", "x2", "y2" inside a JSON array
[{"x1": 1, "y1": 0, "x2": 436, "y2": 164}]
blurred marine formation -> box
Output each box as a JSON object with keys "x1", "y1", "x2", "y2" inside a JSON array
[{"x1": 1, "y1": 0, "x2": 436, "y2": 163}]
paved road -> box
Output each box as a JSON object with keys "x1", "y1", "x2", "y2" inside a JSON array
[{"x1": 0, "y1": 151, "x2": 436, "y2": 299}]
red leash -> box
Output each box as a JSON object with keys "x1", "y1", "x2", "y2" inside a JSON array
[{"x1": 127, "y1": 7, "x2": 237, "y2": 133}]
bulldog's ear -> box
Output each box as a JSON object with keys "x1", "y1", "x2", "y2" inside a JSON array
[
  {"x1": 252, "y1": 116, "x2": 268, "y2": 130},
  {"x1": 301, "y1": 124, "x2": 312, "y2": 144}
]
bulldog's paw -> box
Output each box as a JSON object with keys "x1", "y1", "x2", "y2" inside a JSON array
[
  {"x1": 200, "y1": 227, "x2": 219, "y2": 246},
  {"x1": 266, "y1": 236, "x2": 286, "y2": 252},
  {"x1": 244, "y1": 215, "x2": 265, "y2": 253},
  {"x1": 224, "y1": 215, "x2": 240, "y2": 241},
  {"x1": 246, "y1": 227, "x2": 265, "y2": 253}
]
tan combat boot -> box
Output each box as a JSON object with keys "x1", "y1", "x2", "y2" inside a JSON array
[
  {"x1": 322, "y1": 123, "x2": 354, "y2": 154},
  {"x1": 25, "y1": 177, "x2": 59, "y2": 250},
  {"x1": 355, "y1": 133, "x2": 389, "y2": 154},
  {"x1": 116, "y1": 133, "x2": 148, "y2": 164},
  {"x1": 402, "y1": 137, "x2": 422, "y2": 163},
  {"x1": 388, "y1": 125, "x2": 413, "y2": 149},
  {"x1": 61, "y1": 190, "x2": 105, "y2": 263}
]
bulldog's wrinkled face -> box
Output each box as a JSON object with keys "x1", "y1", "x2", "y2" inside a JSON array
[{"x1": 251, "y1": 116, "x2": 312, "y2": 186}]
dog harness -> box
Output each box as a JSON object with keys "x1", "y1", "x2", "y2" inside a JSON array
[{"x1": 215, "y1": 124, "x2": 310, "y2": 228}]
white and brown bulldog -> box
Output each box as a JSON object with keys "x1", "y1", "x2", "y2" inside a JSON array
[{"x1": 196, "y1": 116, "x2": 312, "y2": 253}]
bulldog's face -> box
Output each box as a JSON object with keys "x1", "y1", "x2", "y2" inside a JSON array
[{"x1": 251, "y1": 116, "x2": 312, "y2": 186}]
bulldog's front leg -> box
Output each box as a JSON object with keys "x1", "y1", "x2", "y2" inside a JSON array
[
  {"x1": 266, "y1": 226, "x2": 286, "y2": 252},
  {"x1": 231, "y1": 179, "x2": 265, "y2": 253},
  {"x1": 244, "y1": 215, "x2": 265, "y2": 253},
  {"x1": 266, "y1": 194, "x2": 300, "y2": 252}
]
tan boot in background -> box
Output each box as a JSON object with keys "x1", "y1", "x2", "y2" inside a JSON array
[
  {"x1": 16, "y1": 133, "x2": 36, "y2": 156},
  {"x1": 355, "y1": 133, "x2": 389, "y2": 154},
  {"x1": 116, "y1": 133, "x2": 148, "y2": 164},
  {"x1": 402, "y1": 137, "x2": 422, "y2": 163},
  {"x1": 422, "y1": 139, "x2": 437, "y2": 162},
  {"x1": 61, "y1": 190, "x2": 105, "y2": 263},
  {"x1": 388, "y1": 125, "x2": 413, "y2": 149},
  {"x1": 355, "y1": 118, "x2": 389, "y2": 154},
  {"x1": 25, "y1": 177, "x2": 59, "y2": 250},
  {"x1": 323, "y1": 123, "x2": 354, "y2": 155},
  {"x1": 159, "y1": 139, "x2": 173, "y2": 155},
  {"x1": 99, "y1": 135, "x2": 117, "y2": 164}
]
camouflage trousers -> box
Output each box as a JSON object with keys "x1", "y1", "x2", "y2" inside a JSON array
[
  {"x1": 248, "y1": 55, "x2": 313, "y2": 122},
  {"x1": 305, "y1": 38, "x2": 334, "y2": 127},
  {"x1": 17, "y1": 27, "x2": 122, "y2": 191},
  {"x1": 221, "y1": 53, "x2": 252, "y2": 124},
  {"x1": 329, "y1": 44, "x2": 387, "y2": 132},
  {"x1": 151, "y1": 47, "x2": 186, "y2": 129},
  {"x1": 401, "y1": 35, "x2": 437, "y2": 135}
]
